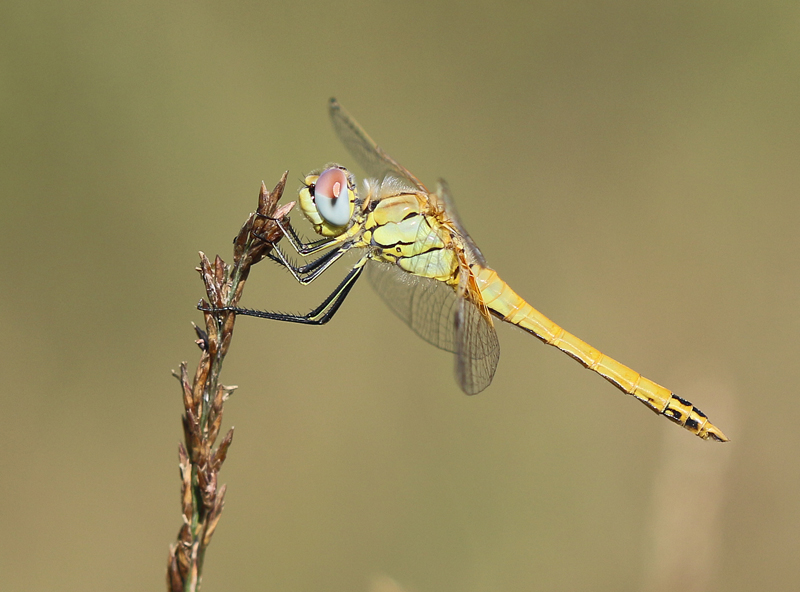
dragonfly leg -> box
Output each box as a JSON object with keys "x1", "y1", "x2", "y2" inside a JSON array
[
  {"x1": 199, "y1": 258, "x2": 366, "y2": 325},
  {"x1": 269, "y1": 242, "x2": 353, "y2": 285},
  {"x1": 255, "y1": 215, "x2": 338, "y2": 255}
]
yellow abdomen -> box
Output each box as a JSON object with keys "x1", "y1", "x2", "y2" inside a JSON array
[{"x1": 474, "y1": 266, "x2": 728, "y2": 442}]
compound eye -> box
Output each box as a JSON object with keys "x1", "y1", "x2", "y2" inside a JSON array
[{"x1": 314, "y1": 167, "x2": 351, "y2": 226}]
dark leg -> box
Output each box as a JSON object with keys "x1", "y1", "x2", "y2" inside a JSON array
[
  {"x1": 199, "y1": 259, "x2": 366, "y2": 325},
  {"x1": 256, "y1": 215, "x2": 340, "y2": 255},
  {"x1": 268, "y1": 242, "x2": 353, "y2": 285}
]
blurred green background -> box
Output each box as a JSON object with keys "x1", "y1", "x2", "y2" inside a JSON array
[{"x1": 2, "y1": 1, "x2": 799, "y2": 591}]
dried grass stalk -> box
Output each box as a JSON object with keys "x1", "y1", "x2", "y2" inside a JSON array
[{"x1": 167, "y1": 175, "x2": 294, "y2": 592}]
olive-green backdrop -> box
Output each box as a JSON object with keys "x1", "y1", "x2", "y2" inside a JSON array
[{"x1": 2, "y1": 1, "x2": 799, "y2": 591}]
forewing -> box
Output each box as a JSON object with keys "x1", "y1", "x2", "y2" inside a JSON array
[
  {"x1": 435, "y1": 178, "x2": 487, "y2": 266},
  {"x1": 329, "y1": 98, "x2": 428, "y2": 192}
]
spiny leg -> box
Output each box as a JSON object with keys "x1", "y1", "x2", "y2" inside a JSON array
[
  {"x1": 268, "y1": 241, "x2": 354, "y2": 285},
  {"x1": 199, "y1": 257, "x2": 367, "y2": 325},
  {"x1": 256, "y1": 214, "x2": 339, "y2": 256},
  {"x1": 266, "y1": 246, "x2": 333, "y2": 274}
]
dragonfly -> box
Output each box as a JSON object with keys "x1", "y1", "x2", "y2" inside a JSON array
[{"x1": 220, "y1": 98, "x2": 728, "y2": 442}]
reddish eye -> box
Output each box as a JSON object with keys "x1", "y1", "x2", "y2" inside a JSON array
[{"x1": 314, "y1": 168, "x2": 351, "y2": 226}]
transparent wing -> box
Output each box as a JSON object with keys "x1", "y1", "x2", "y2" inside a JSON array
[
  {"x1": 329, "y1": 98, "x2": 428, "y2": 192},
  {"x1": 366, "y1": 261, "x2": 500, "y2": 395},
  {"x1": 455, "y1": 292, "x2": 500, "y2": 395},
  {"x1": 435, "y1": 178, "x2": 487, "y2": 267},
  {"x1": 366, "y1": 260, "x2": 459, "y2": 353},
  {"x1": 329, "y1": 100, "x2": 487, "y2": 264},
  {"x1": 366, "y1": 214, "x2": 465, "y2": 352}
]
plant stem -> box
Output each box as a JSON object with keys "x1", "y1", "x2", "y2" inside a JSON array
[{"x1": 166, "y1": 174, "x2": 294, "y2": 592}]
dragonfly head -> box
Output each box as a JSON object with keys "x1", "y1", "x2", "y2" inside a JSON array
[{"x1": 298, "y1": 165, "x2": 358, "y2": 237}]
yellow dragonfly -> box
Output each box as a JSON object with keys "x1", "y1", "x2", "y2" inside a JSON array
[{"x1": 229, "y1": 99, "x2": 728, "y2": 442}]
